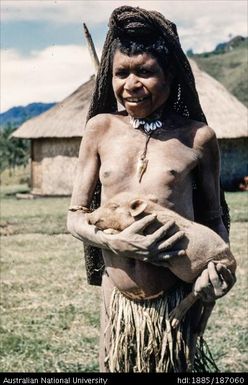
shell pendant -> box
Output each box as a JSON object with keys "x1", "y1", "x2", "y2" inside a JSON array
[{"x1": 137, "y1": 156, "x2": 148, "y2": 182}]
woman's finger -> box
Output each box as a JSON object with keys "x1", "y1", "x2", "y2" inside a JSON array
[
  {"x1": 194, "y1": 269, "x2": 210, "y2": 295},
  {"x1": 155, "y1": 249, "x2": 186, "y2": 261},
  {"x1": 127, "y1": 214, "x2": 156, "y2": 233},
  {"x1": 208, "y1": 261, "x2": 222, "y2": 289},
  {"x1": 149, "y1": 220, "x2": 176, "y2": 242},
  {"x1": 156, "y1": 231, "x2": 185, "y2": 251}
]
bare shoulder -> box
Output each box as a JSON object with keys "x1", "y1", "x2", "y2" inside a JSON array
[
  {"x1": 84, "y1": 112, "x2": 126, "y2": 137},
  {"x1": 170, "y1": 112, "x2": 217, "y2": 149},
  {"x1": 190, "y1": 121, "x2": 217, "y2": 149},
  {"x1": 84, "y1": 113, "x2": 112, "y2": 134},
  {"x1": 188, "y1": 121, "x2": 220, "y2": 166}
]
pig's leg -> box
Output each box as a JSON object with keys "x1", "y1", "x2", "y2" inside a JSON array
[
  {"x1": 169, "y1": 295, "x2": 215, "y2": 333},
  {"x1": 169, "y1": 291, "x2": 198, "y2": 328},
  {"x1": 99, "y1": 272, "x2": 115, "y2": 372}
]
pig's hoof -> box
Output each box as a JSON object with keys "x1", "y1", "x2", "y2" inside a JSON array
[
  {"x1": 171, "y1": 317, "x2": 180, "y2": 329},
  {"x1": 169, "y1": 309, "x2": 182, "y2": 328}
]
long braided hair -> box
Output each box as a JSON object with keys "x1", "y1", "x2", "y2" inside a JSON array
[{"x1": 84, "y1": 5, "x2": 230, "y2": 286}]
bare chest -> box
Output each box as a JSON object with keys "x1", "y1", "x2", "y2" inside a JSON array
[{"x1": 98, "y1": 130, "x2": 199, "y2": 202}]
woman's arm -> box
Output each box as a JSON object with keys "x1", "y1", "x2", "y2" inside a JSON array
[
  {"x1": 67, "y1": 116, "x2": 110, "y2": 248},
  {"x1": 194, "y1": 125, "x2": 228, "y2": 242},
  {"x1": 193, "y1": 125, "x2": 236, "y2": 300}
]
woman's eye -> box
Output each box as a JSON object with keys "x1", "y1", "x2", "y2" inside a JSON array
[
  {"x1": 109, "y1": 204, "x2": 118, "y2": 210},
  {"x1": 137, "y1": 69, "x2": 151, "y2": 77},
  {"x1": 115, "y1": 70, "x2": 128, "y2": 78}
]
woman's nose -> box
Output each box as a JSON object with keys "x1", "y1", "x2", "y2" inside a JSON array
[{"x1": 124, "y1": 74, "x2": 142, "y2": 91}]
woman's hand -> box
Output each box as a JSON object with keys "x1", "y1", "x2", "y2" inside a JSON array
[
  {"x1": 193, "y1": 261, "x2": 236, "y2": 302},
  {"x1": 104, "y1": 214, "x2": 186, "y2": 264}
]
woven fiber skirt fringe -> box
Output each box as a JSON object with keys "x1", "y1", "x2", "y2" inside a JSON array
[{"x1": 104, "y1": 287, "x2": 219, "y2": 373}]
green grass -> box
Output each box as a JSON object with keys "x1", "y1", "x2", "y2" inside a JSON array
[
  {"x1": 0, "y1": 185, "x2": 100, "y2": 372},
  {"x1": 1, "y1": 165, "x2": 30, "y2": 187},
  {"x1": 204, "y1": 221, "x2": 248, "y2": 372},
  {"x1": 0, "y1": 188, "x2": 247, "y2": 372},
  {"x1": 0, "y1": 232, "x2": 101, "y2": 372},
  {"x1": 0, "y1": 195, "x2": 70, "y2": 235},
  {"x1": 225, "y1": 192, "x2": 248, "y2": 222}
]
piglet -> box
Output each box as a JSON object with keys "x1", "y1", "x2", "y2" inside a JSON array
[{"x1": 86, "y1": 192, "x2": 236, "y2": 329}]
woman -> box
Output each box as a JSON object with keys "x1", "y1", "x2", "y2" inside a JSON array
[{"x1": 67, "y1": 6, "x2": 235, "y2": 372}]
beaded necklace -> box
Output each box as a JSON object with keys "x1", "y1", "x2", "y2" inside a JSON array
[{"x1": 130, "y1": 116, "x2": 163, "y2": 182}]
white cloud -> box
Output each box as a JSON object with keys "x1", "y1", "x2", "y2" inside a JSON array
[
  {"x1": 1, "y1": 45, "x2": 94, "y2": 112},
  {"x1": 2, "y1": 0, "x2": 247, "y2": 53},
  {"x1": 1, "y1": 0, "x2": 118, "y2": 24},
  {"x1": 2, "y1": 0, "x2": 247, "y2": 28},
  {"x1": 1, "y1": 0, "x2": 247, "y2": 111},
  {"x1": 178, "y1": 13, "x2": 248, "y2": 53}
]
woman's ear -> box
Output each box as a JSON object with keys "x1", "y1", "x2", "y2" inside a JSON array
[{"x1": 129, "y1": 199, "x2": 148, "y2": 217}]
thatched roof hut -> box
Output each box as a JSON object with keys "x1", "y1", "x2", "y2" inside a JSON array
[
  {"x1": 12, "y1": 62, "x2": 247, "y2": 195},
  {"x1": 12, "y1": 76, "x2": 94, "y2": 196},
  {"x1": 190, "y1": 60, "x2": 247, "y2": 139},
  {"x1": 190, "y1": 60, "x2": 248, "y2": 190}
]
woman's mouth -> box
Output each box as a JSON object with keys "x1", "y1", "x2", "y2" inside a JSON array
[{"x1": 124, "y1": 96, "x2": 149, "y2": 104}]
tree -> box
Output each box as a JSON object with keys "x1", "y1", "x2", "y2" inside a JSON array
[
  {"x1": 0, "y1": 124, "x2": 30, "y2": 173},
  {"x1": 186, "y1": 49, "x2": 194, "y2": 57}
]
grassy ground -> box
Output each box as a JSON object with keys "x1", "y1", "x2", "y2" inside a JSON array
[
  {"x1": 0, "y1": 184, "x2": 247, "y2": 372},
  {"x1": 0, "y1": 164, "x2": 30, "y2": 187},
  {"x1": 1, "y1": 184, "x2": 100, "y2": 372}
]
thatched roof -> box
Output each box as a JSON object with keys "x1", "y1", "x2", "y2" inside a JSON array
[
  {"x1": 190, "y1": 60, "x2": 247, "y2": 139},
  {"x1": 12, "y1": 61, "x2": 247, "y2": 139}
]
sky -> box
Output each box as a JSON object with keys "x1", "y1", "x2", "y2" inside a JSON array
[{"x1": 1, "y1": 0, "x2": 247, "y2": 113}]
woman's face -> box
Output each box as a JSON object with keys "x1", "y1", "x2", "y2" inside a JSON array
[{"x1": 112, "y1": 49, "x2": 171, "y2": 118}]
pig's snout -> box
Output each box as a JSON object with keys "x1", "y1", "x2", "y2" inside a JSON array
[
  {"x1": 93, "y1": 219, "x2": 105, "y2": 228},
  {"x1": 87, "y1": 213, "x2": 106, "y2": 229}
]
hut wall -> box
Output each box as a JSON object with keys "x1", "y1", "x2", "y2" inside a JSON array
[
  {"x1": 219, "y1": 138, "x2": 248, "y2": 191},
  {"x1": 31, "y1": 141, "x2": 43, "y2": 193},
  {"x1": 31, "y1": 138, "x2": 81, "y2": 195}
]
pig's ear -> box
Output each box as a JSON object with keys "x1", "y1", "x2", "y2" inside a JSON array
[{"x1": 129, "y1": 199, "x2": 148, "y2": 217}]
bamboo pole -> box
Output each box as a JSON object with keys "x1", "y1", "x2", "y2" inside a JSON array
[{"x1": 83, "y1": 23, "x2": 100, "y2": 76}]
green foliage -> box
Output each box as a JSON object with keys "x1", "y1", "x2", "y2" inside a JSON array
[
  {"x1": 186, "y1": 49, "x2": 194, "y2": 57},
  {"x1": 192, "y1": 39, "x2": 248, "y2": 107},
  {"x1": 0, "y1": 125, "x2": 30, "y2": 172}
]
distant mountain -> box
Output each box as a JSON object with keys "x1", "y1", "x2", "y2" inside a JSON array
[
  {"x1": 0, "y1": 102, "x2": 56, "y2": 129},
  {"x1": 214, "y1": 35, "x2": 246, "y2": 53},
  {"x1": 189, "y1": 36, "x2": 248, "y2": 107}
]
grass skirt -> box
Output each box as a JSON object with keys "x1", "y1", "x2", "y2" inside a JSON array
[{"x1": 105, "y1": 287, "x2": 219, "y2": 373}]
